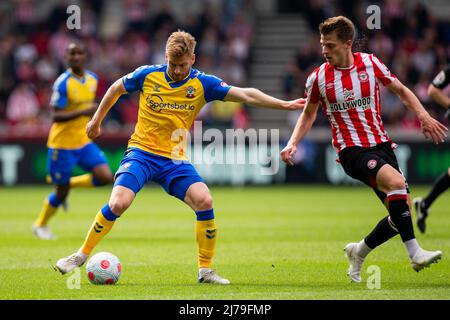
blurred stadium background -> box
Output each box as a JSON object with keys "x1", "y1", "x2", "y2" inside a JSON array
[
  {"x1": 0, "y1": 0, "x2": 449, "y2": 187},
  {"x1": 1, "y1": 0, "x2": 450, "y2": 301}
]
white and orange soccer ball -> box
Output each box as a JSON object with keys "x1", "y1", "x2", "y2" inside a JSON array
[{"x1": 86, "y1": 252, "x2": 121, "y2": 285}]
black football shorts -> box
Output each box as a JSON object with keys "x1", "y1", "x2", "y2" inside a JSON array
[{"x1": 338, "y1": 142, "x2": 408, "y2": 201}]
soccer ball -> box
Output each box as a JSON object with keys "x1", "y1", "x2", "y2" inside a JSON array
[{"x1": 86, "y1": 252, "x2": 121, "y2": 285}]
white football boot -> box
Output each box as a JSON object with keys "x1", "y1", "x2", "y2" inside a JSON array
[
  {"x1": 344, "y1": 243, "x2": 365, "y2": 283},
  {"x1": 411, "y1": 249, "x2": 442, "y2": 272},
  {"x1": 55, "y1": 252, "x2": 87, "y2": 274},
  {"x1": 198, "y1": 268, "x2": 230, "y2": 284},
  {"x1": 32, "y1": 225, "x2": 56, "y2": 240}
]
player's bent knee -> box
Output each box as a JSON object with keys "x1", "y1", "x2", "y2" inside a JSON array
[
  {"x1": 108, "y1": 196, "x2": 133, "y2": 215},
  {"x1": 194, "y1": 194, "x2": 213, "y2": 211},
  {"x1": 386, "y1": 178, "x2": 407, "y2": 192}
]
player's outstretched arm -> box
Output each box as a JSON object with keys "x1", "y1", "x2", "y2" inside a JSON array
[
  {"x1": 280, "y1": 101, "x2": 320, "y2": 166},
  {"x1": 224, "y1": 87, "x2": 306, "y2": 110},
  {"x1": 86, "y1": 79, "x2": 127, "y2": 139},
  {"x1": 388, "y1": 79, "x2": 448, "y2": 144}
]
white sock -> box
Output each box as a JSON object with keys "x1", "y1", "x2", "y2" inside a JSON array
[
  {"x1": 356, "y1": 239, "x2": 372, "y2": 258},
  {"x1": 404, "y1": 239, "x2": 420, "y2": 259}
]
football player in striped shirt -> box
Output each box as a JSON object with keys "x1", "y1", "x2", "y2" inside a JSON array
[
  {"x1": 55, "y1": 30, "x2": 306, "y2": 284},
  {"x1": 281, "y1": 16, "x2": 448, "y2": 283},
  {"x1": 33, "y1": 43, "x2": 113, "y2": 240},
  {"x1": 413, "y1": 65, "x2": 450, "y2": 233}
]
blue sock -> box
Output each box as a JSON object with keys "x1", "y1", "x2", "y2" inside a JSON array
[
  {"x1": 101, "y1": 204, "x2": 118, "y2": 221},
  {"x1": 48, "y1": 192, "x2": 63, "y2": 207},
  {"x1": 195, "y1": 209, "x2": 214, "y2": 221}
]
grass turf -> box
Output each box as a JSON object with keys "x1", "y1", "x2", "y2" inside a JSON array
[{"x1": 0, "y1": 185, "x2": 449, "y2": 300}]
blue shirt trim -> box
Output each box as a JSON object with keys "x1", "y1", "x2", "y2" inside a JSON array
[{"x1": 122, "y1": 65, "x2": 164, "y2": 93}]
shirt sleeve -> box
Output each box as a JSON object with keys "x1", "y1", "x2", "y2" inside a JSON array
[
  {"x1": 431, "y1": 65, "x2": 450, "y2": 90},
  {"x1": 121, "y1": 65, "x2": 154, "y2": 93},
  {"x1": 305, "y1": 70, "x2": 320, "y2": 104},
  {"x1": 198, "y1": 73, "x2": 232, "y2": 102},
  {"x1": 49, "y1": 76, "x2": 68, "y2": 108},
  {"x1": 370, "y1": 54, "x2": 397, "y2": 86}
]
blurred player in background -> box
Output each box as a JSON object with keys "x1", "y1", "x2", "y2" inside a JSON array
[
  {"x1": 32, "y1": 43, "x2": 113, "y2": 240},
  {"x1": 414, "y1": 65, "x2": 450, "y2": 233},
  {"x1": 55, "y1": 30, "x2": 305, "y2": 284},
  {"x1": 281, "y1": 16, "x2": 447, "y2": 283}
]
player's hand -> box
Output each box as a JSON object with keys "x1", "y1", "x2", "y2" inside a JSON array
[
  {"x1": 283, "y1": 98, "x2": 307, "y2": 110},
  {"x1": 419, "y1": 113, "x2": 448, "y2": 144},
  {"x1": 280, "y1": 144, "x2": 297, "y2": 166},
  {"x1": 86, "y1": 120, "x2": 101, "y2": 139}
]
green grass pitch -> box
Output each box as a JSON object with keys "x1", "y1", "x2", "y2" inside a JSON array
[{"x1": 0, "y1": 185, "x2": 449, "y2": 300}]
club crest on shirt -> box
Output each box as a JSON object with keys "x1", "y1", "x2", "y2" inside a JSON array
[
  {"x1": 367, "y1": 159, "x2": 377, "y2": 169},
  {"x1": 358, "y1": 71, "x2": 369, "y2": 82},
  {"x1": 186, "y1": 86, "x2": 196, "y2": 98},
  {"x1": 153, "y1": 84, "x2": 161, "y2": 92}
]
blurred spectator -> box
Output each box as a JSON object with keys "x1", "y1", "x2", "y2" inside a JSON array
[
  {"x1": 124, "y1": 0, "x2": 150, "y2": 32},
  {"x1": 290, "y1": 0, "x2": 449, "y2": 128},
  {"x1": 6, "y1": 82, "x2": 39, "y2": 125},
  {"x1": 0, "y1": 0, "x2": 448, "y2": 137},
  {"x1": 0, "y1": 0, "x2": 253, "y2": 137}
]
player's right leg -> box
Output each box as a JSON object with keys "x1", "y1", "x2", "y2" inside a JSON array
[
  {"x1": 33, "y1": 148, "x2": 74, "y2": 240},
  {"x1": 55, "y1": 152, "x2": 147, "y2": 274},
  {"x1": 33, "y1": 185, "x2": 70, "y2": 240},
  {"x1": 55, "y1": 184, "x2": 135, "y2": 274}
]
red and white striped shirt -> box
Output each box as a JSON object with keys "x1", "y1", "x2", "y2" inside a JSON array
[{"x1": 305, "y1": 52, "x2": 396, "y2": 153}]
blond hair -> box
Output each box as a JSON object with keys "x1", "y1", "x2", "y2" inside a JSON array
[
  {"x1": 319, "y1": 16, "x2": 355, "y2": 42},
  {"x1": 166, "y1": 30, "x2": 197, "y2": 57}
]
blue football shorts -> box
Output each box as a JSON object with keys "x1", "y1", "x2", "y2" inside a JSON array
[
  {"x1": 47, "y1": 142, "x2": 108, "y2": 185},
  {"x1": 114, "y1": 148, "x2": 204, "y2": 201}
]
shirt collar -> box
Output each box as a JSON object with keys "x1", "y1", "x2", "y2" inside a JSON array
[{"x1": 164, "y1": 66, "x2": 193, "y2": 87}]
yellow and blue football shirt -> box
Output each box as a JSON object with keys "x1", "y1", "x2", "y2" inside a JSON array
[
  {"x1": 122, "y1": 64, "x2": 231, "y2": 160},
  {"x1": 47, "y1": 69, "x2": 98, "y2": 149}
]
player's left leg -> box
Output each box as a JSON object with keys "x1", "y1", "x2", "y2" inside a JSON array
[
  {"x1": 413, "y1": 167, "x2": 450, "y2": 233},
  {"x1": 376, "y1": 164, "x2": 442, "y2": 271},
  {"x1": 183, "y1": 182, "x2": 230, "y2": 284},
  {"x1": 162, "y1": 163, "x2": 229, "y2": 285}
]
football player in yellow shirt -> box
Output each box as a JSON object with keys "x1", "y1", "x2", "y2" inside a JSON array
[
  {"x1": 33, "y1": 43, "x2": 113, "y2": 240},
  {"x1": 56, "y1": 31, "x2": 305, "y2": 284}
]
